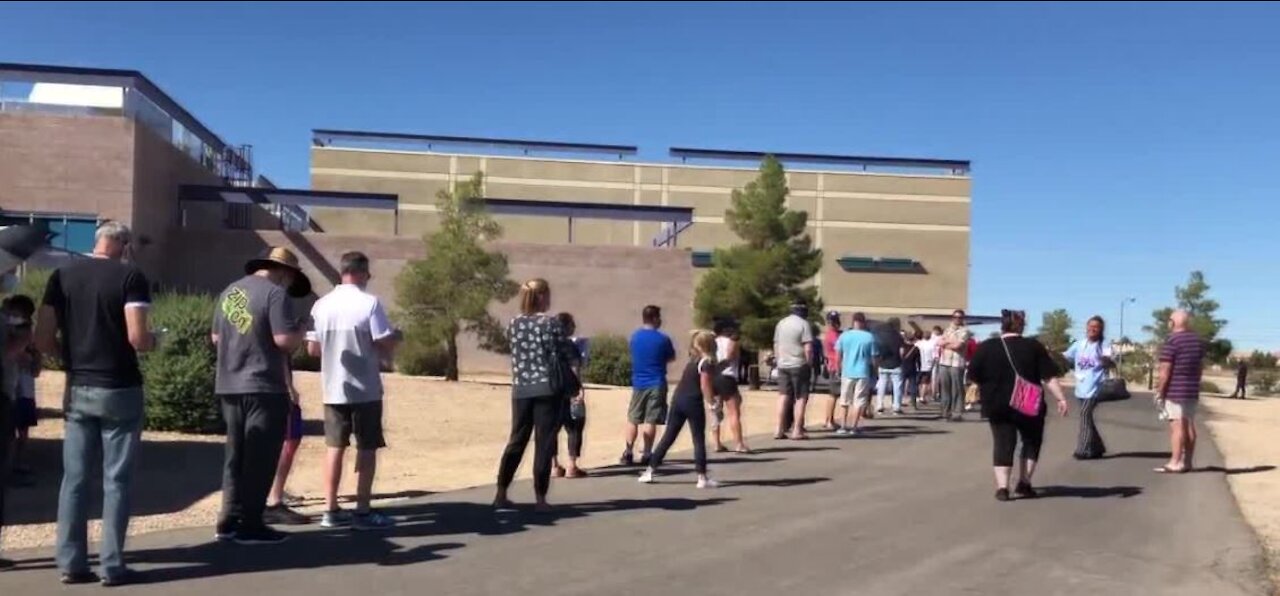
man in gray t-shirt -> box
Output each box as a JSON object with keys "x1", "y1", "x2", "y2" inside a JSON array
[
  {"x1": 773, "y1": 303, "x2": 815, "y2": 439},
  {"x1": 211, "y1": 247, "x2": 307, "y2": 545}
]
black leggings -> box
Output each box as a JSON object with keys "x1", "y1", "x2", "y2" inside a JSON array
[
  {"x1": 0, "y1": 395, "x2": 10, "y2": 536},
  {"x1": 552, "y1": 401, "x2": 586, "y2": 457},
  {"x1": 988, "y1": 410, "x2": 1045, "y2": 467},
  {"x1": 496, "y1": 397, "x2": 561, "y2": 497},
  {"x1": 649, "y1": 395, "x2": 708, "y2": 474}
]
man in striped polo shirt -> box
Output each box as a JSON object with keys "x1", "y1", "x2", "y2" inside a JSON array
[{"x1": 1155, "y1": 310, "x2": 1205, "y2": 474}]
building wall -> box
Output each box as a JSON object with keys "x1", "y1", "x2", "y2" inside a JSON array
[
  {"x1": 131, "y1": 121, "x2": 224, "y2": 279},
  {"x1": 0, "y1": 112, "x2": 135, "y2": 222},
  {"x1": 165, "y1": 229, "x2": 695, "y2": 374},
  {"x1": 311, "y1": 147, "x2": 971, "y2": 315}
]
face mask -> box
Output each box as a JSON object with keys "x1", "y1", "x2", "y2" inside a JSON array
[{"x1": 0, "y1": 272, "x2": 18, "y2": 293}]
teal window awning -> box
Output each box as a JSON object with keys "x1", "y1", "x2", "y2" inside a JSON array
[{"x1": 836, "y1": 256, "x2": 924, "y2": 274}]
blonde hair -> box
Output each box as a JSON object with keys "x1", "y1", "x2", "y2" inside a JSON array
[
  {"x1": 688, "y1": 329, "x2": 718, "y2": 365},
  {"x1": 518, "y1": 278, "x2": 551, "y2": 315}
]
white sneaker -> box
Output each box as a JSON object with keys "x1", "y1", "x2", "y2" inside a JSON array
[
  {"x1": 697, "y1": 477, "x2": 720, "y2": 489},
  {"x1": 835, "y1": 428, "x2": 851, "y2": 436},
  {"x1": 638, "y1": 469, "x2": 655, "y2": 484}
]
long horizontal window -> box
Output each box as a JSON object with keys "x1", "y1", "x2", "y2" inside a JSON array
[{"x1": 836, "y1": 256, "x2": 924, "y2": 274}]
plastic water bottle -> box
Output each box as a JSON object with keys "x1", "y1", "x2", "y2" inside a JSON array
[{"x1": 570, "y1": 397, "x2": 585, "y2": 420}]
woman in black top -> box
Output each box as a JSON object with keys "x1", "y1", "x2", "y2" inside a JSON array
[
  {"x1": 968, "y1": 310, "x2": 1070, "y2": 502},
  {"x1": 494, "y1": 279, "x2": 581, "y2": 512},
  {"x1": 638, "y1": 330, "x2": 720, "y2": 489}
]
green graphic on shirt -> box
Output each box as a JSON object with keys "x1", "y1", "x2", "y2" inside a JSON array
[{"x1": 221, "y1": 287, "x2": 253, "y2": 335}]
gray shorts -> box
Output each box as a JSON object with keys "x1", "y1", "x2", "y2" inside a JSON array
[
  {"x1": 778, "y1": 366, "x2": 812, "y2": 401},
  {"x1": 324, "y1": 401, "x2": 386, "y2": 450},
  {"x1": 629, "y1": 386, "x2": 669, "y2": 425}
]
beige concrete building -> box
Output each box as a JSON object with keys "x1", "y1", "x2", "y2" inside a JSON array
[{"x1": 309, "y1": 132, "x2": 971, "y2": 318}]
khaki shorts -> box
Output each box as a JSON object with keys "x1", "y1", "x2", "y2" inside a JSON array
[
  {"x1": 1163, "y1": 398, "x2": 1199, "y2": 421},
  {"x1": 629, "y1": 386, "x2": 669, "y2": 425},
  {"x1": 840, "y1": 378, "x2": 873, "y2": 408}
]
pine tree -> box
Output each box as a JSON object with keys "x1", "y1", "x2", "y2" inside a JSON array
[
  {"x1": 395, "y1": 173, "x2": 518, "y2": 380},
  {"x1": 694, "y1": 156, "x2": 823, "y2": 349}
]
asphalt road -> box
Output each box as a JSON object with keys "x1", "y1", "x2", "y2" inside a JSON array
[{"x1": 1, "y1": 394, "x2": 1270, "y2": 595}]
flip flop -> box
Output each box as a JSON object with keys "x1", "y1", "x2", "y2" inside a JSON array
[
  {"x1": 714, "y1": 446, "x2": 730, "y2": 453},
  {"x1": 1153, "y1": 466, "x2": 1187, "y2": 474},
  {"x1": 734, "y1": 447, "x2": 754, "y2": 455},
  {"x1": 773, "y1": 433, "x2": 788, "y2": 440}
]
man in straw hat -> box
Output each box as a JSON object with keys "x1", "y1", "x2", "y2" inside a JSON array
[{"x1": 212, "y1": 247, "x2": 309, "y2": 545}]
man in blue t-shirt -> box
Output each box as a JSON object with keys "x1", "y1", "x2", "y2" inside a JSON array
[
  {"x1": 623, "y1": 305, "x2": 676, "y2": 466},
  {"x1": 835, "y1": 312, "x2": 878, "y2": 435}
]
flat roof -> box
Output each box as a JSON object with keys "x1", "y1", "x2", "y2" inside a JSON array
[
  {"x1": 670, "y1": 147, "x2": 970, "y2": 173},
  {"x1": 312, "y1": 129, "x2": 638, "y2": 157},
  {"x1": 483, "y1": 198, "x2": 692, "y2": 222},
  {"x1": 179, "y1": 185, "x2": 399, "y2": 210},
  {"x1": 0, "y1": 63, "x2": 235, "y2": 157}
]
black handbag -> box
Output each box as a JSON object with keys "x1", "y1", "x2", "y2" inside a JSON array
[{"x1": 1097, "y1": 377, "x2": 1131, "y2": 402}]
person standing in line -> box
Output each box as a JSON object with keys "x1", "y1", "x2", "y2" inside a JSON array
[
  {"x1": 622, "y1": 305, "x2": 675, "y2": 466},
  {"x1": 212, "y1": 247, "x2": 308, "y2": 545},
  {"x1": 4, "y1": 295, "x2": 40, "y2": 481},
  {"x1": 938, "y1": 310, "x2": 973, "y2": 422},
  {"x1": 1232, "y1": 360, "x2": 1248, "y2": 399},
  {"x1": 309, "y1": 252, "x2": 402, "y2": 530},
  {"x1": 551, "y1": 312, "x2": 588, "y2": 479},
  {"x1": 262, "y1": 355, "x2": 310, "y2": 526},
  {"x1": 1155, "y1": 310, "x2": 1206, "y2": 474},
  {"x1": 1064, "y1": 316, "x2": 1115, "y2": 460},
  {"x1": 873, "y1": 318, "x2": 907, "y2": 416},
  {"x1": 921, "y1": 326, "x2": 943, "y2": 405},
  {"x1": 902, "y1": 331, "x2": 923, "y2": 410},
  {"x1": 967, "y1": 310, "x2": 1069, "y2": 502},
  {"x1": 36, "y1": 222, "x2": 156, "y2": 585},
  {"x1": 639, "y1": 330, "x2": 720, "y2": 489},
  {"x1": 820, "y1": 311, "x2": 844, "y2": 430},
  {"x1": 712, "y1": 320, "x2": 751, "y2": 454},
  {"x1": 494, "y1": 279, "x2": 580, "y2": 511},
  {"x1": 773, "y1": 302, "x2": 815, "y2": 440},
  {"x1": 834, "y1": 313, "x2": 878, "y2": 435}
]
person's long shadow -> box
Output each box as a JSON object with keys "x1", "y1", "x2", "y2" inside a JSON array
[
  {"x1": 586, "y1": 457, "x2": 785, "y2": 479},
  {"x1": 1103, "y1": 451, "x2": 1170, "y2": 460},
  {"x1": 1036, "y1": 486, "x2": 1143, "y2": 499},
  {"x1": 750, "y1": 446, "x2": 838, "y2": 455},
  {"x1": 1191, "y1": 465, "x2": 1276, "y2": 476},
  {"x1": 726, "y1": 477, "x2": 830, "y2": 488},
  {"x1": 11, "y1": 497, "x2": 735, "y2": 583}
]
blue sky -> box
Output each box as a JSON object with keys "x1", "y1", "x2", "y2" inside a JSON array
[{"x1": 5, "y1": 2, "x2": 1278, "y2": 349}]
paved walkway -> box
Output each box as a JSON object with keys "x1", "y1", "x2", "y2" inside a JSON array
[{"x1": 1, "y1": 395, "x2": 1270, "y2": 595}]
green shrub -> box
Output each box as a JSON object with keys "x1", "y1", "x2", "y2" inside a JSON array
[
  {"x1": 395, "y1": 336, "x2": 450, "y2": 377},
  {"x1": 1251, "y1": 371, "x2": 1278, "y2": 396},
  {"x1": 141, "y1": 293, "x2": 222, "y2": 434},
  {"x1": 582, "y1": 334, "x2": 631, "y2": 386},
  {"x1": 1199, "y1": 380, "x2": 1222, "y2": 395},
  {"x1": 291, "y1": 345, "x2": 321, "y2": 372}
]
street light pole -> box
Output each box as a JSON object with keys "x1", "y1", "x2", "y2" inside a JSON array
[{"x1": 1119, "y1": 297, "x2": 1136, "y2": 367}]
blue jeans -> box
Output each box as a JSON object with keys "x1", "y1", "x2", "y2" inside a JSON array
[
  {"x1": 875, "y1": 368, "x2": 904, "y2": 412},
  {"x1": 57, "y1": 385, "x2": 144, "y2": 579}
]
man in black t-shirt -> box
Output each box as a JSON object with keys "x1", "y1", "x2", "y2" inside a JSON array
[
  {"x1": 873, "y1": 318, "x2": 907, "y2": 415},
  {"x1": 36, "y1": 221, "x2": 155, "y2": 587}
]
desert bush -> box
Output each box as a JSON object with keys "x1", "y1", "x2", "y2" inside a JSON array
[
  {"x1": 1199, "y1": 380, "x2": 1222, "y2": 395},
  {"x1": 581, "y1": 334, "x2": 631, "y2": 386},
  {"x1": 141, "y1": 292, "x2": 222, "y2": 434},
  {"x1": 1251, "y1": 371, "x2": 1278, "y2": 396}
]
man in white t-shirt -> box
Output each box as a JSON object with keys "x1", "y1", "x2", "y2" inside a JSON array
[{"x1": 307, "y1": 252, "x2": 402, "y2": 531}]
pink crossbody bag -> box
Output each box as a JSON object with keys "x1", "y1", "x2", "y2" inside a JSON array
[{"x1": 1000, "y1": 336, "x2": 1043, "y2": 417}]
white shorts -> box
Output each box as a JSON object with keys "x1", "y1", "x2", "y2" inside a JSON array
[
  {"x1": 840, "y1": 378, "x2": 873, "y2": 408},
  {"x1": 1163, "y1": 398, "x2": 1198, "y2": 421}
]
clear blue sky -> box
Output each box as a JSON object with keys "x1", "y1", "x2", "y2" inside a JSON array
[{"x1": 5, "y1": 2, "x2": 1278, "y2": 349}]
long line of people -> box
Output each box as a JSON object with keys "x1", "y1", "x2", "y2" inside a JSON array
[{"x1": 0, "y1": 225, "x2": 1208, "y2": 583}]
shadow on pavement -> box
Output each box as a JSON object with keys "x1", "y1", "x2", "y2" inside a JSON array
[
  {"x1": 750, "y1": 446, "x2": 838, "y2": 455},
  {"x1": 727, "y1": 477, "x2": 830, "y2": 488},
  {"x1": 1104, "y1": 451, "x2": 1170, "y2": 460},
  {"x1": 1191, "y1": 465, "x2": 1276, "y2": 476},
  {"x1": 9, "y1": 497, "x2": 736, "y2": 583},
  {"x1": 1037, "y1": 485, "x2": 1143, "y2": 499}
]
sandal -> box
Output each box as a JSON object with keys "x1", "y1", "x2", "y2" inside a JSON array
[
  {"x1": 714, "y1": 446, "x2": 730, "y2": 453},
  {"x1": 566, "y1": 468, "x2": 589, "y2": 479},
  {"x1": 1153, "y1": 466, "x2": 1187, "y2": 474},
  {"x1": 734, "y1": 447, "x2": 754, "y2": 455}
]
